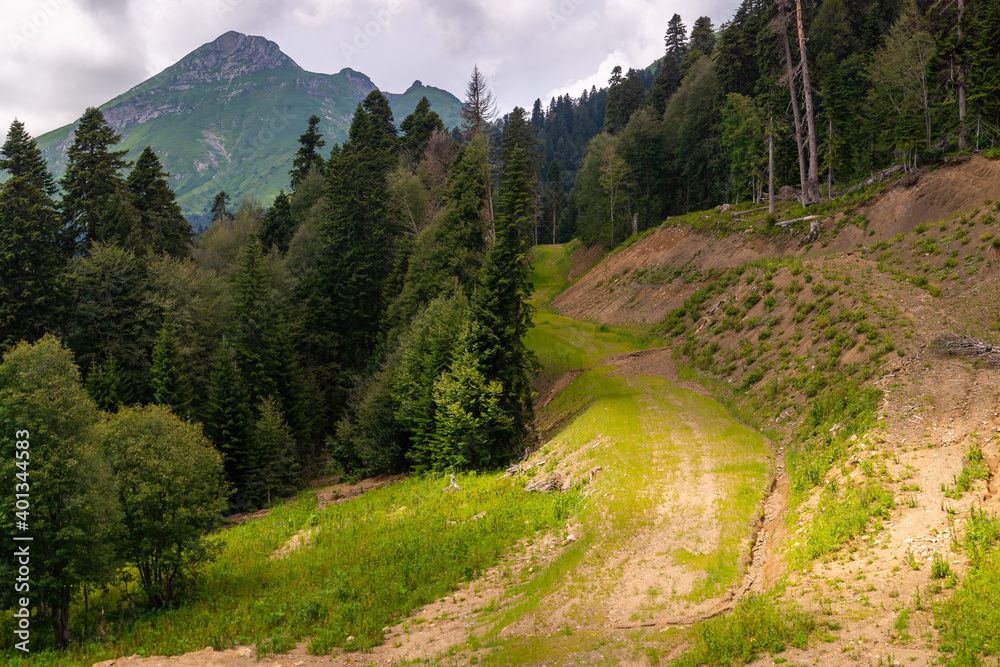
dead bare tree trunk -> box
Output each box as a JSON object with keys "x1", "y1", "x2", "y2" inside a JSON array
[
  {"x1": 776, "y1": 6, "x2": 808, "y2": 204},
  {"x1": 794, "y1": 0, "x2": 821, "y2": 203},
  {"x1": 957, "y1": 0, "x2": 968, "y2": 150}
]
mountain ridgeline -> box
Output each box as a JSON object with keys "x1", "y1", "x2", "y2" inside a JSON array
[{"x1": 34, "y1": 31, "x2": 463, "y2": 221}]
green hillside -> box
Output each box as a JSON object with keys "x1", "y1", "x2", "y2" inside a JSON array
[{"x1": 34, "y1": 32, "x2": 463, "y2": 218}]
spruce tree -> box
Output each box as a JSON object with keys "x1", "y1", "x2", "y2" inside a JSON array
[
  {"x1": 400, "y1": 97, "x2": 445, "y2": 159},
  {"x1": 289, "y1": 115, "x2": 326, "y2": 189},
  {"x1": 205, "y1": 344, "x2": 254, "y2": 502},
  {"x1": 297, "y1": 91, "x2": 398, "y2": 430},
  {"x1": 261, "y1": 189, "x2": 294, "y2": 253},
  {"x1": 151, "y1": 319, "x2": 192, "y2": 417},
  {"x1": 690, "y1": 17, "x2": 717, "y2": 57},
  {"x1": 0, "y1": 119, "x2": 65, "y2": 351},
  {"x1": 463, "y1": 113, "x2": 536, "y2": 461},
  {"x1": 86, "y1": 353, "x2": 131, "y2": 412},
  {"x1": 125, "y1": 146, "x2": 193, "y2": 257},
  {"x1": 60, "y1": 107, "x2": 131, "y2": 249}
]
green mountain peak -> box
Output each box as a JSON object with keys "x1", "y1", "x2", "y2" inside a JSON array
[{"x1": 35, "y1": 32, "x2": 463, "y2": 222}]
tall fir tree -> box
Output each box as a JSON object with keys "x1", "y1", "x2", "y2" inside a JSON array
[
  {"x1": 0, "y1": 120, "x2": 66, "y2": 351},
  {"x1": 289, "y1": 115, "x2": 326, "y2": 189},
  {"x1": 205, "y1": 343, "x2": 254, "y2": 502},
  {"x1": 297, "y1": 90, "x2": 398, "y2": 431},
  {"x1": 261, "y1": 189, "x2": 295, "y2": 253},
  {"x1": 463, "y1": 110, "x2": 537, "y2": 461},
  {"x1": 124, "y1": 146, "x2": 193, "y2": 257},
  {"x1": 400, "y1": 97, "x2": 445, "y2": 159},
  {"x1": 605, "y1": 67, "x2": 646, "y2": 134},
  {"x1": 60, "y1": 107, "x2": 131, "y2": 249},
  {"x1": 151, "y1": 318, "x2": 192, "y2": 417}
]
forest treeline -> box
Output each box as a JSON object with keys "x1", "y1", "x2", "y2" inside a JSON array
[{"x1": 558, "y1": 0, "x2": 1000, "y2": 247}]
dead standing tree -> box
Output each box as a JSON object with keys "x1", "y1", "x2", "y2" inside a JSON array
[{"x1": 773, "y1": 0, "x2": 821, "y2": 205}]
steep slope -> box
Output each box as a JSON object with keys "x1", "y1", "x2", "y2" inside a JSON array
[{"x1": 34, "y1": 31, "x2": 463, "y2": 218}]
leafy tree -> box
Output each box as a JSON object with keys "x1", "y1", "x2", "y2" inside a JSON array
[
  {"x1": 261, "y1": 189, "x2": 295, "y2": 253},
  {"x1": 599, "y1": 139, "x2": 630, "y2": 245},
  {"x1": 660, "y1": 56, "x2": 722, "y2": 213},
  {"x1": 0, "y1": 335, "x2": 120, "y2": 648},
  {"x1": 210, "y1": 191, "x2": 232, "y2": 224},
  {"x1": 124, "y1": 146, "x2": 193, "y2": 257},
  {"x1": 400, "y1": 97, "x2": 445, "y2": 159},
  {"x1": 289, "y1": 115, "x2": 326, "y2": 189},
  {"x1": 151, "y1": 318, "x2": 192, "y2": 417},
  {"x1": 60, "y1": 107, "x2": 131, "y2": 249},
  {"x1": 617, "y1": 109, "x2": 665, "y2": 231},
  {"x1": 383, "y1": 135, "x2": 490, "y2": 334},
  {"x1": 868, "y1": 6, "x2": 935, "y2": 161},
  {"x1": 99, "y1": 404, "x2": 227, "y2": 608},
  {"x1": 0, "y1": 119, "x2": 65, "y2": 351},
  {"x1": 67, "y1": 243, "x2": 158, "y2": 402},
  {"x1": 721, "y1": 93, "x2": 768, "y2": 203}
]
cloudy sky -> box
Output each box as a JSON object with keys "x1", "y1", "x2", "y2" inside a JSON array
[{"x1": 2, "y1": 0, "x2": 740, "y2": 138}]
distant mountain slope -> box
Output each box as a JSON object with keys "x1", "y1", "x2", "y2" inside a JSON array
[{"x1": 35, "y1": 31, "x2": 463, "y2": 217}]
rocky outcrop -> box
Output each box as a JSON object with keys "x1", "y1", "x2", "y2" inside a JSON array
[{"x1": 170, "y1": 31, "x2": 300, "y2": 84}]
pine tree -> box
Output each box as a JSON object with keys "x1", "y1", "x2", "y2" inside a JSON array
[
  {"x1": 461, "y1": 65, "x2": 499, "y2": 137},
  {"x1": 205, "y1": 344, "x2": 254, "y2": 502},
  {"x1": 261, "y1": 189, "x2": 294, "y2": 253},
  {"x1": 0, "y1": 119, "x2": 65, "y2": 351},
  {"x1": 125, "y1": 146, "x2": 193, "y2": 257},
  {"x1": 151, "y1": 319, "x2": 192, "y2": 417},
  {"x1": 60, "y1": 107, "x2": 131, "y2": 249},
  {"x1": 289, "y1": 115, "x2": 326, "y2": 189},
  {"x1": 211, "y1": 191, "x2": 232, "y2": 224},
  {"x1": 400, "y1": 97, "x2": 445, "y2": 159}
]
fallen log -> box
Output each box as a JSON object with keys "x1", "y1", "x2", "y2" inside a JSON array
[{"x1": 775, "y1": 215, "x2": 820, "y2": 227}]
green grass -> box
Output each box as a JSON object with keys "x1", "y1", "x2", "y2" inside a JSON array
[
  {"x1": 529, "y1": 243, "x2": 579, "y2": 308},
  {"x1": 0, "y1": 474, "x2": 574, "y2": 665},
  {"x1": 790, "y1": 480, "x2": 894, "y2": 565},
  {"x1": 670, "y1": 592, "x2": 814, "y2": 666},
  {"x1": 937, "y1": 547, "x2": 1000, "y2": 665}
]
